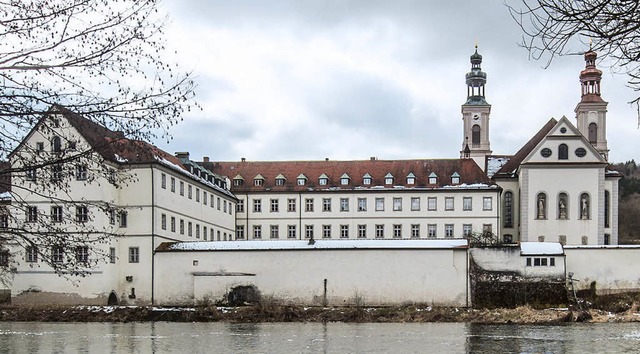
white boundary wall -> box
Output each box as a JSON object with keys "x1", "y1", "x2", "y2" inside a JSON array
[{"x1": 564, "y1": 246, "x2": 640, "y2": 294}]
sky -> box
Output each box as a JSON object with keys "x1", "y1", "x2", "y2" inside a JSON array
[{"x1": 156, "y1": 0, "x2": 639, "y2": 164}]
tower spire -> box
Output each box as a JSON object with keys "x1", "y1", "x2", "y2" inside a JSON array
[{"x1": 465, "y1": 45, "x2": 488, "y2": 104}]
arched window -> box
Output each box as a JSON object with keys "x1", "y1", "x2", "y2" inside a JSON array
[
  {"x1": 558, "y1": 193, "x2": 568, "y2": 219},
  {"x1": 579, "y1": 193, "x2": 590, "y2": 220},
  {"x1": 52, "y1": 136, "x2": 62, "y2": 153},
  {"x1": 588, "y1": 123, "x2": 598, "y2": 143},
  {"x1": 536, "y1": 193, "x2": 546, "y2": 220},
  {"x1": 472, "y1": 125, "x2": 481, "y2": 146},
  {"x1": 503, "y1": 191, "x2": 513, "y2": 228},
  {"x1": 558, "y1": 144, "x2": 568, "y2": 160},
  {"x1": 604, "y1": 190, "x2": 610, "y2": 228}
]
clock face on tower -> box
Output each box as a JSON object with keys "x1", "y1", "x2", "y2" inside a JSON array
[{"x1": 472, "y1": 114, "x2": 480, "y2": 122}]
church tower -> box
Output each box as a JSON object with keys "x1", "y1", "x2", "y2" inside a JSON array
[
  {"x1": 461, "y1": 46, "x2": 492, "y2": 170},
  {"x1": 575, "y1": 50, "x2": 609, "y2": 160}
]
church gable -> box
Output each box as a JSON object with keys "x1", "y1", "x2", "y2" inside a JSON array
[{"x1": 521, "y1": 116, "x2": 606, "y2": 165}]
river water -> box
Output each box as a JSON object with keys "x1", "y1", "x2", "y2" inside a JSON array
[{"x1": 0, "y1": 321, "x2": 639, "y2": 353}]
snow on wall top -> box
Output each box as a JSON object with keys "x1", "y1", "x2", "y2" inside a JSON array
[{"x1": 520, "y1": 242, "x2": 564, "y2": 255}]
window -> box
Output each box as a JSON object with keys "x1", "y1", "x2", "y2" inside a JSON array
[
  {"x1": 428, "y1": 224, "x2": 437, "y2": 238},
  {"x1": 26, "y1": 246, "x2": 38, "y2": 263},
  {"x1": 253, "y1": 199, "x2": 262, "y2": 212},
  {"x1": 319, "y1": 177, "x2": 328, "y2": 185},
  {"x1": 445, "y1": 224, "x2": 454, "y2": 238},
  {"x1": 233, "y1": 178, "x2": 244, "y2": 186},
  {"x1": 340, "y1": 175, "x2": 350, "y2": 185},
  {"x1": 109, "y1": 247, "x2": 116, "y2": 263},
  {"x1": 195, "y1": 224, "x2": 200, "y2": 238},
  {"x1": 179, "y1": 219, "x2": 184, "y2": 234},
  {"x1": 483, "y1": 197, "x2": 492, "y2": 211},
  {"x1": 536, "y1": 193, "x2": 547, "y2": 219},
  {"x1": 558, "y1": 144, "x2": 568, "y2": 160},
  {"x1": 604, "y1": 190, "x2": 610, "y2": 228},
  {"x1": 217, "y1": 197, "x2": 221, "y2": 210},
  {"x1": 270, "y1": 225, "x2": 279, "y2": 239},
  {"x1": 0, "y1": 250, "x2": 8, "y2": 267},
  {"x1": 51, "y1": 164, "x2": 63, "y2": 182},
  {"x1": 51, "y1": 206, "x2": 63, "y2": 223},
  {"x1": 196, "y1": 188, "x2": 200, "y2": 202},
  {"x1": 340, "y1": 198, "x2": 349, "y2": 212},
  {"x1": 288, "y1": 198, "x2": 296, "y2": 212},
  {"x1": 76, "y1": 165, "x2": 87, "y2": 181},
  {"x1": 393, "y1": 198, "x2": 402, "y2": 211},
  {"x1": 305, "y1": 198, "x2": 314, "y2": 212},
  {"x1": 579, "y1": 193, "x2": 590, "y2": 220},
  {"x1": 393, "y1": 224, "x2": 402, "y2": 239},
  {"x1": 483, "y1": 224, "x2": 493, "y2": 237},
  {"x1": 463, "y1": 224, "x2": 472, "y2": 237},
  {"x1": 75, "y1": 246, "x2": 89, "y2": 263},
  {"x1": 254, "y1": 178, "x2": 264, "y2": 186},
  {"x1": 358, "y1": 198, "x2": 367, "y2": 211},
  {"x1": 588, "y1": 122, "x2": 598, "y2": 143},
  {"x1": 472, "y1": 124, "x2": 481, "y2": 145},
  {"x1": 26, "y1": 168, "x2": 37, "y2": 181},
  {"x1": 375, "y1": 197, "x2": 384, "y2": 211},
  {"x1": 428, "y1": 173, "x2": 438, "y2": 185},
  {"x1": 463, "y1": 197, "x2": 472, "y2": 211},
  {"x1": 305, "y1": 225, "x2": 314, "y2": 239},
  {"x1": 558, "y1": 193, "x2": 568, "y2": 220},
  {"x1": 385, "y1": 174, "x2": 394, "y2": 185},
  {"x1": 323, "y1": 225, "x2": 331, "y2": 239},
  {"x1": 170, "y1": 217, "x2": 176, "y2": 232},
  {"x1": 171, "y1": 177, "x2": 176, "y2": 192},
  {"x1": 358, "y1": 224, "x2": 367, "y2": 238},
  {"x1": 322, "y1": 198, "x2": 331, "y2": 212},
  {"x1": 36, "y1": 142, "x2": 44, "y2": 152},
  {"x1": 287, "y1": 225, "x2": 296, "y2": 239},
  {"x1": 270, "y1": 199, "x2": 279, "y2": 212},
  {"x1": 411, "y1": 197, "x2": 420, "y2": 211},
  {"x1": 363, "y1": 175, "x2": 372, "y2": 185},
  {"x1": 340, "y1": 225, "x2": 349, "y2": 239},
  {"x1": 237, "y1": 199, "x2": 245, "y2": 213},
  {"x1": 27, "y1": 206, "x2": 38, "y2": 222},
  {"x1": 188, "y1": 221, "x2": 193, "y2": 237},
  {"x1": 109, "y1": 210, "x2": 116, "y2": 225},
  {"x1": 427, "y1": 197, "x2": 437, "y2": 211},
  {"x1": 179, "y1": 181, "x2": 184, "y2": 196},
  {"x1": 161, "y1": 174, "x2": 166, "y2": 189},
  {"x1": 203, "y1": 192, "x2": 207, "y2": 205},
  {"x1": 375, "y1": 225, "x2": 384, "y2": 238},
  {"x1": 76, "y1": 206, "x2": 88, "y2": 223},
  {"x1": 253, "y1": 225, "x2": 262, "y2": 239},
  {"x1": 451, "y1": 173, "x2": 460, "y2": 185},
  {"x1": 52, "y1": 246, "x2": 64, "y2": 263},
  {"x1": 236, "y1": 225, "x2": 245, "y2": 239},
  {"x1": 217, "y1": 230, "x2": 221, "y2": 241},
  {"x1": 119, "y1": 211, "x2": 127, "y2": 227},
  {"x1": 0, "y1": 214, "x2": 8, "y2": 229},
  {"x1": 411, "y1": 224, "x2": 420, "y2": 238},
  {"x1": 128, "y1": 247, "x2": 139, "y2": 263},
  {"x1": 527, "y1": 257, "x2": 556, "y2": 267},
  {"x1": 210, "y1": 228, "x2": 215, "y2": 240},
  {"x1": 51, "y1": 136, "x2": 62, "y2": 152},
  {"x1": 406, "y1": 174, "x2": 416, "y2": 185},
  {"x1": 202, "y1": 226, "x2": 207, "y2": 240},
  {"x1": 297, "y1": 176, "x2": 306, "y2": 185},
  {"x1": 445, "y1": 197, "x2": 454, "y2": 211},
  {"x1": 275, "y1": 177, "x2": 285, "y2": 186},
  {"x1": 188, "y1": 185, "x2": 192, "y2": 199},
  {"x1": 504, "y1": 192, "x2": 513, "y2": 227}
]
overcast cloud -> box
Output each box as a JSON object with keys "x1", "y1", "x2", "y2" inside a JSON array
[{"x1": 156, "y1": 0, "x2": 639, "y2": 163}]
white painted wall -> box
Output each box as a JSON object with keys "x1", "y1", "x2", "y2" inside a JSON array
[
  {"x1": 564, "y1": 246, "x2": 640, "y2": 294},
  {"x1": 470, "y1": 247, "x2": 565, "y2": 279}
]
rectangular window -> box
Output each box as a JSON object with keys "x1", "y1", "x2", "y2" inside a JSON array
[
  {"x1": 188, "y1": 185, "x2": 192, "y2": 199},
  {"x1": 483, "y1": 197, "x2": 493, "y2": 211},
  {"x1": 171, "y1": 177, "x2": 176, "y2": 192},
  {"x1": 271, "y1": 199, "x2": 279, "y2": 212},
  {"x1": 411, "y1": 197, "x2": 420, "y2": 211},
  {"x1": 322, "y1": 225, "x2": 331, "y2": 239},
  {"x1": 445, "y1": 197, "x2": 454, "y2": 211},
  {"x1": 270, "y1": 225, "x2": 279, "y2": 239},
  {"x1": 375, "y1": 224, "x2": 384, "y2": 239},
  {"x1": 36, "y1": 142, "x2": 44, "y2": 152},
  {"x1": 26, "y1": 168, "x2": 37, "y2": 181},
  {"x1": 305, "y1": 198, "x2": 314, "y2": 212},
  {"x1": 340, "y1": 198, "x2": 349, "y2": 212},
  {"x1": 526, "y1": 257, "x2": 532, "y2": 267},
  {"x1": 428, "y1": 197, "x2": 437, "y2": 211},
  {"x1": 428, "y1": 224, "x2": 437, "y2": 238},
  {"x1": 203, "y1": 226, "x2": 207, "y2": 240},
  {"x1": 287, "y1": 225, "x2": 296, "y2": 239},
  {"x1": 253, "y1": 199, "x2": 262, "y2": 212},
  {"x1": 75, "y1": 246, "x2": 89, "y2": 263},
  {"x1": 196, "y1": 188, "x2": 200, "y2": 202},
  {"x1": 253, "y1": 225, "x2": 262, "y2": 239},
  {"x1": 180, "y1": 219, "x2": 184, "y2": 235},
  {"x1": 76, "y1": 165, "x2": 87, "y2": 180},
  {"x1": 51, "y1": 206, "x2": 63, "y2": 223},
  {"x1": 160, "y1": 214, "x2": 167, "y2": 230},
  {"x1": 236, "y1": 225, "x2": 245, "y2": 239},
  {"x1": 195, "y1": 224, "x2": 200, "y2": 238},
  {"x1": 210, "y1": 194, "x2": 215, "y2": 208},
  {"x1": 109, "y1": 210, "x2": 116, "y2": 225},
  {"x1": 340, "y1": 225, "x2": 349, "y2": 239},
  {"x1": 445, "y1": 224, "x2": 454, "y2": 238},
  {"x1": 109, "y1": 247, "x2": 116, "y2": 264},
  {"x1": 203, "y1": 191, "x2": 207, "y2": 205},
  {"x1": 224, "y1": 200, "x2": 227, "y2": 213},
  {"x1": 322, "y1": 198, "x2": 331, "y2": 212},
  {"x1": 463, "y1": 197, "x2": 472, "y2": 211},
  {"x1": 393, "y1": 197, "x2": 402, "y2": 211},
  {"x1": 305, "y1": 225, "x2": 314, "y2": 239},
  {"x1": 550, "y1": 258, "x2": 556, "y2": 267},
  {"x1": 217, "y1": 230, "x2": 221, "y2": 241},
  {"x1": 357, "y1": 198, "x2": 367, "y2": 211},
  {"x1": 411, "y1": 224, "x2": 420, "y2": 238},
  {"x1": 76, "y1": 206, "x2": 88, "y2": 223},
  {"x1": 26, "y1": 246, "x2": 38, "y2": 263},
  {"x1": 358, "y1": 224, "x2": 367, "y2": 238},
  {"x1": 0, "y1": 214, "x2": 7, "y2": 229},
  {"x1": 52, "y1": 246, "x2": 64, "y2": 263},
  {"x1": 288, "y1": 198, "x2": 296, "y2": 212},
  {"x1": 51, "y1": 164, "x2": 63, "y2": 182},
  {"x1": 375, "y1": 197, "x2": 384, "y2": 211},
  {"x1": 463, "y1": 224, "x2": 473, "y2": 237},
  {"x1": 161, "y1": 173, "x2": 166, "y2": 189},
  {"x1": 210, "y1": 228, "x2": 215, "y2": 240},
  {"x1": 27, "y1": 206, "x2": 38, "y2": 222},
  {"x1": 179, "y1": 181, "x2": 184, "y2": 196},
  {"x1": 188, "y1": 221, "x2": 193, "y2": 236},
  {"x1": 0, "y1": 250, "x2": 8, "y2": 267},
  {"x1": 119, "y1": 211, "x2": 127, "y2": 227},
  {"x1": 170, "y1": 217, "x2": 176, "y2": 232},
  {"x1": 217, "y1": 197, "x2": 221, "y2": 210},
  {"x1": 128, "y1": 247, "x2": 139, "y2": 263},
  {"x1": 393, "y1": 224, "x2": 402, "y2": 239},
  {"x1": 237, "y1": 199, "x2": 244, "y2": 212},
  {"x1": 534, "y1": 258, "x2": 541, "y2": 266}
]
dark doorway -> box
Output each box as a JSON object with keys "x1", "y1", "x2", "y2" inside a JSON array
[{"x1": 107, "y1": 291, "x2": 118, "y2": 305}]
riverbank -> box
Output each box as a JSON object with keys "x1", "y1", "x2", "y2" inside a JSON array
[{"x1": 1, "y1": 303, "x2": 639, "y2": 324}]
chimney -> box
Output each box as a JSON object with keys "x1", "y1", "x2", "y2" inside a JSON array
[
  {"x1": 325, "y1": 158, "x2": 329, "y2": 161},
  {"x1": 175, "y1": 152, "x2": 190, "y2": 160},
  {"x1": 370, "y1": 156, "x2": 376, "y2": 161},
  {"x1": 241, "y1": 157, "x2": 246, "y2": 162},
  {"x1": 203, "y1": 156, "x2": 210, "y2": 162}
]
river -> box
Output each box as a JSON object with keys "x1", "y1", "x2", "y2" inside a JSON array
[{"x1": 0, "y1": 321, "x2": 639, "y2": 353}]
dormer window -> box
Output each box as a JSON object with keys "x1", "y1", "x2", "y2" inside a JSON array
[
  {"x1": 385, "y1": 173, "x2": 394, "y2": 185},
  {"x1": 406, "y1": 173, "x2": 416, "y2": 185},
  {"x1": 340, "y1": 173, "x2": 350, "y2": 185},
  {"x1": 451, "y1": 172, "x2": 460, "y2": 185},
  {"x1": 233, "y1": 175, "x2": 243, "y2": 186},
  {"x1": 318, "y1": 174, "x2": 329, "y2": 186},
  {"x1": 363, "y1": 173, "x2": 372, "y2": 185},
  {"x1": 51, "y1": 136, "x2": 62, "y2": 153},
  {"x1": 254, "y1": 174, "x2": 265, "y2": 186},
  {"x1": 428, "y1": 172, "x2": 438, "y2": 185},
  {"x1": 297, "y1": 174, "x2": 307, "y2": 186},
  {"x1": 275, "y1": 174, "x2": 286, "y2": 186}
]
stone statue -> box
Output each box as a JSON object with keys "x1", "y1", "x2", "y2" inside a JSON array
[
  {"x1": 559, "y1": 198, "x2": 567, "y2": 219},
  {"x1": 537, "y1": 196, "x2": 545, "y2": 219},
  {"x1": 581, "y1": 195, "x2": 589, "y2": 219}
]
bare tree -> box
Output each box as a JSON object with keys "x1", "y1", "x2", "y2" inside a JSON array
[
  {"x1": 508, "y1": 0, "x2": 640, "y2": 107},
  {"x1": 0, "y1": 0, "x2": 197, "y2": 280}
]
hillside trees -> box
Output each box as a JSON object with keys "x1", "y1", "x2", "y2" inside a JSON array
[{"x1": 0, "y1": 0, "x2": 197, "y2": 282}]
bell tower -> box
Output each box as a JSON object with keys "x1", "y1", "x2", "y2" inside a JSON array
[
  {"x1": 461, "y1": 45, "x2": 492, "y2": 170},
  {"x1": 574, "y1": 49, "x2": 609, "y2": 160}
]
